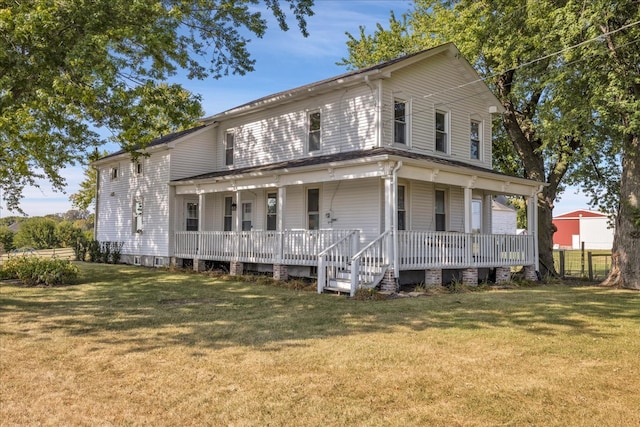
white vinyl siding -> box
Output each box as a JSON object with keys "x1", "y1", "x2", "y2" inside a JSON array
[
  {"x1": 96, "y1": 151, "x2": 171, "y2": 257},
  {"x1": 382, "y1": 52, "x2": 494, "y2": 168},
  {"x1": 214, "y1": 86, "x2": 377, "y2": 170},
  {"x1": 170, "y1": 126, "x2": 217, "y2": 180}
]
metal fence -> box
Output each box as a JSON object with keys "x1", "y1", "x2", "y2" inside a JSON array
[{"x1": 553, "y1": 248, "x2": 612, "y2": 280}]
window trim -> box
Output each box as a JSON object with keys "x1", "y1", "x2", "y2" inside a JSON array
[
  {"x1": 135, "y1": 160, "x2": 143, "y2": 176},
  {"x1": 186, "y1": 201, "x2": 198, "y2": 231},
  {"x1": 435, "y1": 110, "x2": 449, "y2": 154},
  {"x1": 225, "y1": 131, "x2": 234, "y2": 166},
  {"x1": 133, "y1": 198, "x2": 143, "y2": 234},
  {"x1": 223, "y1": 196, "x2": 233, "y2": 231},
  {"x1": 110, "y1": 165, "x2": 119, "y2": 180},
  {"x1": 435, "y1": 189, "x2": 447, "y2": 231},
  {"x1": 394, "y1": 99, "x2": 408, "y2": 145},
  {"x1": 306, "y1": 187, "x2": 320, "y2": 230},
  {"x1": 470, "y1": 118, "x2": 482, "y2": 160},
  {"x1": 307, "y1": 110, "x2": 321, "y2": 152},
  {"x1": 266, "y1": 192, "x2": 277, "y2": 231},
  {"x1": 397, "y1": 184, "x2": 406, "y2": 231}
]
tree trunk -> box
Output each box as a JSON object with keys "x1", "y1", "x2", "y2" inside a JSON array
[
  {"x1": 537, "y1": 191, "x2": 556, "y2": 278},
  {"x1": 601, "y1": 133, "x2": 640, "y2": 290}
]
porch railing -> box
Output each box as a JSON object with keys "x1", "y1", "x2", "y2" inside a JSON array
[
  {"x1": 397, "y1": 231, "x2": 534, "y2": 269},
  {"x1": 350, "y1": 230, "x2": 391, "y2": 296},
  {"x1": 317, "y1": 231, "x2": 360, "y2": 293},
  {"x1": 175, "y1": 229, "x2": 355, "y2": 266}
]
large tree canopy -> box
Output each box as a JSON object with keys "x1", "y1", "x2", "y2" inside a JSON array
[
  {"x1": 1, "y1": 0, "x2": 314, "y2": 212},
  {"x1": 339, "y1": 0, "x2": 639, "y2": 286}
]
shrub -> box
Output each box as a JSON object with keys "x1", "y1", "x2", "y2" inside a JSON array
[{"x1": 1, "y1": 256, "x2": 79, "y2": 287}]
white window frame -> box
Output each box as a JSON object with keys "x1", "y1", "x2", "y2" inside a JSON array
[
  {"x1": 133, "y1": 198, "x2": 143, "y2": 234},
  {"x1": 135, "y1": 160, "x2": 143, "y2": 176},
  {"x1": 435, "y1": 110, "x2": 449, "y2": 154},
  {"x1": 472, "y1": 199, "x2": 482, "y2": 234},
  {"x1": 223, "y1": 196, "x2": 233, "y2": 231},
  {"x1": 394, "y1": 99, "x2": 408, "y2": 145},
  {"x1": 470, "y1": 118, "x2": 482, "y2": 160},
  {"x1": 435, "y1": 189, "x2": 447, "y2": 231},
  {"x1": 307, "y1": 110, "x2": 321, "y2": 152},
  {"x1": 306, "y1": 187, "x2": 320, "y2": 230},
  {"x1": 110, "y1": 165, "x2": 119, "y2": 180},
  {"x1": 186, "y1": 202, "x2": 198, "y2": 231},
  {"x1": 225, "y1": 131, "x2": 234, "y2": 166},
  {"x1": 266, "y1": 192, "x2": 277, "y2": 231},
  {"x1": 397, "y1": 184, "x2": 407, "y2": 231}
]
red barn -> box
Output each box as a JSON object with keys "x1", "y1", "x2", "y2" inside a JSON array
[{"x1": 553, "y1": 210, "x2": 613, "y2": 249}]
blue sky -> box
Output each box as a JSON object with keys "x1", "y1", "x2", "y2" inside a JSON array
[{"x1": 6, "y1": 0, "x2": 589, "y2": 218}]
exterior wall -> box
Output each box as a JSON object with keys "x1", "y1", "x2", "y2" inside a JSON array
[
  {"x1": 170, "y1": 126, "x2": 218, "y2": 180},
  {"x1": 553, "y1": 218, "x2": 579, "y2": 248},
  {"x1": 492, "y1": 209, "x2": 517, "y2": 234},
  {"x1": 381, "y1": 52, "x2": 494, "y2": 168},
  {"x1": 214, "y1": 85, "x2": 378, "y2": 171},
  {"x1": 96, "y1": 151, "x2": 171, "y2": 257}
]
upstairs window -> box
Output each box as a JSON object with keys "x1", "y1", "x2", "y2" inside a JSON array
[
  {"x1": 307, "y1": 188, "x2": 320, "y2": 230},
  {"x1": 435, "y1": 190, "x2": 446, "y2": 231},
  {"x1": 435, "y1": 111, "x2": 448, "y2": 153},
  {"x1": 225, "y1": 131, "x2": 234, "y2": 166},
  {"x1": 135, "y1": 161, "x2": 143, "y2": 176},
  {"x1": 308, "y1": 111, "x2": 321, "y2": 152},
  {"x1": 266, "y1": 192, "x2": 277, "y2": 231},
  {"x1": 470, "y1": 120, "x2": 481, "y2": 160},
  {"x1": 394, "y1": 100, "x2": 407, "y2": 145},
  {"x1": 110, "y1": 166, "x2": 119, "y2": 180}
]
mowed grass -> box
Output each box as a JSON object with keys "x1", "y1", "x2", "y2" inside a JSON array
[{"x1": 1, "y1": 264, "x2": 639, "y2": 426}]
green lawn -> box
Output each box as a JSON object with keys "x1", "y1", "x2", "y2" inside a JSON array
[{"x1": 1, "y1": 263, "x2": 639, "y2": 426}]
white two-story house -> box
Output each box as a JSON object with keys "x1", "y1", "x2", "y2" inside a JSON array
[{"x1": 94, "y1": 43, "x2": 543, "y2": 295}]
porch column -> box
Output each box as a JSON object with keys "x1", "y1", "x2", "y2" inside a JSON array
[
  {"x1": 197, "y1": 192, "x2": 205, "y2": 265},
  {"x1": 233, "y1": 190, "x2": 241, "y2": 273},
  {"x1": 483, "y1": 194, "x2": 493, "y2": 234},
  {"x1": 273, "y1": 186, "x2": 288, "y2": 280},
  {"x1": 463, "y1": 187, "x2": 472, "y2": 234},
  {"x1": 527, "y1": 194, "x2": 539, "y2": 273}
]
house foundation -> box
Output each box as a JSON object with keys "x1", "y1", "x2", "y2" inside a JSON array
[
  {"x1": 462, "y1": 268, "x2": 478, "y2": 286},
  {"x1": 380, "y1": 270, "x2": 398, "y2": 293},
  {"x1": 523, "y1": 265, "x2": 538, "y2": 281},
  {"x1": 230, "y1": 261, "x2": 244, "y2": 276},
  {"x1": 273, "y1": 264, "x2": 289, "y2": 281},
  {"x1": 495, "y1": 267, "x2": 511, "y2": 284},
  {"x1": 425, "y1": 269, "x2": 442, "y2": 286}
]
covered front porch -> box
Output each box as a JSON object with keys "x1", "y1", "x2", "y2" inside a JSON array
[{"x1": 174, "y1": 229, "x2": 536, "y2": 295}]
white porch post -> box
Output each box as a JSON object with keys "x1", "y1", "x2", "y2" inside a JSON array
[
  {"x1": 528, "y1": 194, "x2": 539, "y2": 271},
  {"x1": 168, "y1": 186, "x2": 176, "y2": 262},
  {"x1": 230, "y1": 189, "x2": 244, "y2": 275},
  {"x1": 198, "y1": 192, "x2": 205, "y2": 258},
  {"x1": 483, "y1": 194, "x2": 493, "y2": 234},
  {"x1": 277, "y1": 186, "x2": 286, "y2": 264},
  {"x1": 463, "y1": 187, "x2": 472, "y2": 234}
]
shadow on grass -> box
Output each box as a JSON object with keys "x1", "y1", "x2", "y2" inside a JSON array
[{"x1": 1, "y1": 263, "x2": 639, "y2": 353}]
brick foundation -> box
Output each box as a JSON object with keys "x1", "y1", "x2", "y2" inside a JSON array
[
  {"x1": 425, "y1": 269, "x2": 442, "y2": 286},
  {"x1": 462, "y1": 268, "x2": 478, "y2": 286},
  {"x1": 380, "y1": 270, "x2": 398, "y2": 293},
  {"x1": 523, "y1": 265, "x2": 538, "y2": 281},
  {"x1": 230, "y1": 261, "x2": 244, "y2": 276},
  {"x1": 273, "y1": 264, "x2": 289, "y2": 281},
  {"x1": 193, "y1": 259, "x2": 205, "y2": 272},
  {"x1": 495, "y1": 267, "x2": 511, "y2": 284}
]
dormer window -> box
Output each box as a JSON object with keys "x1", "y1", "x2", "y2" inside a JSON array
[
  {"x1": 308, "y1": 111, "x2": 321, "y2": 152},
  {"x1": 394, "y1": 100, "x2": 407, "y2": 145}
]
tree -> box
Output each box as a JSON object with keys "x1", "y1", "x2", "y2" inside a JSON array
[
  {"x1": 1, "y1": 0, "x2": 314, "y2": 213},
  {"x1": 561, "y1": 2, "x2": 640, "y2": 289},
  {"x1": 14, "y1": 218, "x2": 59, "y2": 249},
  {"x1": 0, "y1": 226, "x2": 15, "y2": 253},
  {"x1": 70, "y1": 151, "x2": 108, "y2": 212},
  {"x1": 338, "y1": 0, "x2": 633, "y2": 279}
]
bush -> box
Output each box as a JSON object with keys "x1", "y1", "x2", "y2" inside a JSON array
[{"x1": 1, "y1": 256, "x2": 79, "y2": 286}]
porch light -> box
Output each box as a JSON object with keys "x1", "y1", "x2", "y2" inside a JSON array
[{"x1": 231, "y1": 202, "x2": 237, "y2": 211}]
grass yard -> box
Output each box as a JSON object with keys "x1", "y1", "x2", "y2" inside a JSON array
[{"x1": 1, "y1": 263, "x2": 639, "y2": 426}]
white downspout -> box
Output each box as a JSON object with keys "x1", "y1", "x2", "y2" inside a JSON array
[{"x1": 391, "y1": 161, "x2": 403, "y2": 278}]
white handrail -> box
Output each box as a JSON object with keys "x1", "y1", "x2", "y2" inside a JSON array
[
  {"x1": 350, "y1": 230, "x2": 391, "y2": 296},
  {"x1": 317, "y1": 230, "x2": 360, "y2": 293}
]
